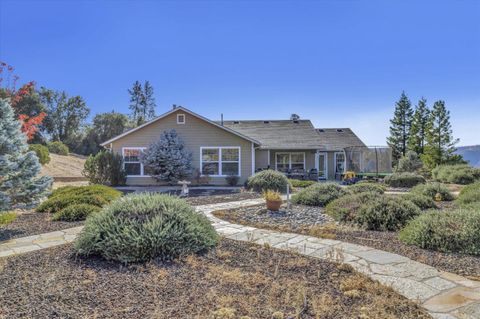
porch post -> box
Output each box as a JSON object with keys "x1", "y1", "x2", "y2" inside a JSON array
[{"x1": 251, "y1": 142, "x2": 255, "y2": 175}]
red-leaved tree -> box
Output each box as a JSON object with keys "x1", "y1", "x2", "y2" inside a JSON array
[{"x1": 18, "y1": 112, "x2": 47, "y2": 141}]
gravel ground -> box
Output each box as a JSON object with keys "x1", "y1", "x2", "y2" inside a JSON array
[
  {"x1": 215, "y1": 206, "x2": 480, "y2": 280},
  {"x1": 0, "y1": 239, "x2": 429, "y2": 319},
  {"x1": 184, "y1": 191, "x2": 261, "y2": 205}
]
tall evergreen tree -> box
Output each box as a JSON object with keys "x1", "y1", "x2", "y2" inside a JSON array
[
  {"x1": 387, "y1": 91, "x2": 414, "y2": 163},
  {"x1": 143, "y1": 81, "x2": 156, "y2": 120},
  {"x1": 408, "y1": 97, "x2": 430, "y2": 155},
  {"x1": 0, "y1": 98, "x2": 52, "y2": 211},
  {"x1": 128, "y1": 81, "x2": 144, "y2": 125},
  {"x1": 422, "y1": 100, "x2": 459, "y2": 168}
]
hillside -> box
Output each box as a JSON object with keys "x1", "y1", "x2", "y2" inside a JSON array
[
  {"x1": 40, "y1": 153, "x2": 87, "y2": 179},
  {"x1": 455, "y1": 145, "x2": 480, "y2": 167}
]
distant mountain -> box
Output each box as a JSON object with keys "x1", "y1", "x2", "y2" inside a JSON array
[{"x1": 455, "y1": 145, "x2": 480, "y2": 167}]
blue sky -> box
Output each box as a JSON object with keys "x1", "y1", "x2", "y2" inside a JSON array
[{"x1": 1, "y1": 0, "x2": 479, "y2": 145}]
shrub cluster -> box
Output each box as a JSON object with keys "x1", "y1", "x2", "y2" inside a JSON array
[
  {"x1": 401, "y1": 193, "x2": 436, "y2": 210},
  {"x1": 346, "y1": 183, "x2": 385, "y2": 195},
  {"x1": 384, "y1": 172, "x2": 425, "y2": 188},
  {"x1": 289, "y1": 179, "x2": 316, "y2": 188},
  {"x1": 410, "y1": 183, "x2": 454, "y2": 201},
  {"x1": 456, "y1": 182, "x2": 480, "y2": 207},
  {"x1": 432, "y1": 164, "x2": 480, "y2": 185},
  {"x1": 325, "y1": 192, "x2": 378, "y2": 223},
  {"x1": 37, "y1": 185, "x2": 122, "y2": 221},
  {"x1": 83, "y1": 150, "x2": 127, "y2": 186},
  {"x1": 246, "y1": 170, "x2": 290, "y2": 193},
  {"x1": 291, "y1": 183, "x2": 345, "y2": 206},
  {"x1": 47, "y1": 141, "x2": 69, "y2": 155},
  {"x1": 75, "y1": 193, "x2": 219, "y2": 263},
  {"x1": 399, "y1": 208, "x2": 480, "y2": 255},
  {"x1": 28, "y1": 144, "x2": 50, "y2": 165}
]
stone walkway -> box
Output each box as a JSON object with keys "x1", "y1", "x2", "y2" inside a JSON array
[{"x1": 1, "y1": 198, "x2": 479, "y2": 318}]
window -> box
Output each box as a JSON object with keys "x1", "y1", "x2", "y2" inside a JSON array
[
  {"x1": 275, "y1": 153, "x2": 305, "y2": 172},
  {"x1": 201, "y1": 147, "x2": 240, "y2": 176},
  {"x1": 123, "y1": 148, "x2": 146, "y2": 176},
  {"x1": 335, "y1": 151, "x2": 346, "y2": 175},
  {"x1": 177, "y1": 114, "x2": 185, "y2": 124}
]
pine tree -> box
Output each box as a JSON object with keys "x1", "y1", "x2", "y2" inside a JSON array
[
  {"x1": 0, "y1": 98, "x2": 52, "y2": 211},
  {"x1": 140, "y1": 129, "x2": 193, "y2": 183},
  {"x1": 143, "y1": 81, "x2": 156, "y2": 120},
  {"x1": 422, "y1": 100, "x2": 459, "y2": 168},
  {"x1": 128, "y1": 81, "x2": 144, "y2": 126},
  {"x1": 387, "y1": 91, "x2": 414, "y2": 164},
  {"x1": 408, "y1": 97, "x2": 430, "y2": 155}
]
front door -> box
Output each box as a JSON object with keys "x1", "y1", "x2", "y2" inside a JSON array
[{"x1": 318, "y1": 152, "x2": 327, "y2": 179}]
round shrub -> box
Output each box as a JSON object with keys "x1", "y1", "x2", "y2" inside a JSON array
[
  {"x1": 355, "y1": 195, "x2": 421, "y2": 231},
  {"x1": 36, "y1": 194, "x2": 109, "y2": 214},
  {"x1": 399, "y1": 208, "x2": 480, "y2": 255},
  {"x1": 325, "y1": 192, "x2": 378, "y2": 223},
  {"x1": 75, "y1": 193, "x2": 219, "y2": 263},
  {"x1": 47, "y1": 141, "x2": 69, "y2": 155},
  {"x1": 410, "y1": 183, "x2": 454, "y2": 201},
  {"x1": 456, "y1": 182, "x2": 480, "y2": 207},
  {"x1": 28, "y1": 144, "x2": 50, "y2": 165},
  {"x1": 432, "y1": 164, "x2": 480, "y2": 185},
  {"x1": 50, "y1": 185, "x2": 122, "y2": 202},
  {"x1": 384, "y1": 172, "x2": 426, "y2": 188},
  {"x1": 52, "y1": 204, "x2": 101, "y2": 221},
  {"x1": 246, "y1": 170, "x2": 290, "y2": 193},
  {"x1": 401, "y1": 193, "x2": 436, "y2": 210},
  {"x1": 346, "y1": 183, "x2": 385, "y2": 195},
  {"x1": 291, "y1": 183, "x2": 346, "y2": 207}
]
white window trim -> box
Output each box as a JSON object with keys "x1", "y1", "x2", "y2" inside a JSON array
[
  {"x1": 177, "y1": 113, "x2": 186, "y2": 124},
  {"x1": 122, "y1": 147, "x2": 147, "y2": 177},
  {"x1": 275, "y1": 152, "x2": 306, "y2": 171},
  {"x1": 334, "y1": 151, "x2": 346, "y2": 175},
  {"x1": 315, "y1": 151, "x2": 328, "y2": 180},
  {"x1": 200, "y1": 146, "x2": 241, "y2": 177}
]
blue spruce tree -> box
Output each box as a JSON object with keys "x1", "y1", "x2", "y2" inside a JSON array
[{"x1": 0, "y1": 98, "x2": 52, "y2": 211}]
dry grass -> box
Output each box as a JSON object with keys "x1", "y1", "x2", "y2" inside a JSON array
[
  {"x1": 0, "y1": 239, "x2": 430, "y2": 318},
  {"x1": 40, "y1": 153, "x2": 86, "y2": 178}
]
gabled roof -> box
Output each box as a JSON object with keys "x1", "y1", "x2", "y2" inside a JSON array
[
  {"x1": 315, "y1": 128, "x2": 366, "y2": 151},
  {"x1": 100, "y1": 107, "x2": 260, "y2": 146},
  {"x1": 219, "y1": 120, "x2": 325, "y2": 150}
]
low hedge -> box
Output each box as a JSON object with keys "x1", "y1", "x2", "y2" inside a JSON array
[
  {"x1": 50, "y1": 185, "x2": 122, "y2": 202},
  {"x1": 410, "y1": 183, "x2": 454, "y2": 201},
  {"x1": 291, "y1": 183, "x2": 345, "y2": 207},
  {"x1": 29, "y1": 144, "x2": 50, "y2": 165},
  {"x1": 247, "y1": 170, "x2": 290, "y2": 193},
  {"x1": 75, "y1": 193, "x2": 219, "y2": 263},
  {"x1": 399, "y1": 208, "x2": 480, "y2": 255},
  {"x1": 456, "y1": 182, "x2": 480, "y2": 207},
  {"x1": 52, "y1": 204, "x2": 102, "y2": 221},
  {"x1": 346, "y1": 183, "x2": 385, "y2": 195},
  {"x1": 384, "y1": 172, "x2": 426, "y2": 188},
  {"x1": 47, "y1": 141, "x2": 69, "y2": 155},
  {"x1": 289, "y1": 179, "x2": 316, "y2": 188},
  {"x1": 401, "y1": 193, "x2": 436, "y2": 210},
  {"x1": 432, "y1": 164, "x2": 480, "y2": 185}
]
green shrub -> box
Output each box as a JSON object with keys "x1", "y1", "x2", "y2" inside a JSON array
[
  {"x1": 456, "y1": 182, "x2": 480, "y2": 207},
  {"x1": 395, "y1": 151, "x2": 423, "y2": 173},
  {"x1": 28, "y1": 144, "x2": 50, "y2": 165},
  {"x1": 401, "y1": 193, "x2": 436, "y2": 210},
  {"x1": 410, "y1": 183, "x2": 454, "y2": 201},
  {"x1": 52, "y1": 204, "x2": 101, "y2": 221},
  {"x1": 50, "y1": 185, "x2": 122, "y2": 201},
  {"x1": 399, "y1": 208, "x2": 480, "y2": 255},
  {"x1": 83, "y1": 150, "x2": 126, "y2": 186},
  {"x1": 325, "y1": 192, "x2": 378, "y2": 223},
  {"x1": 384, "y1": 172, "x2": 426, "y2": 188},
  {"x1": 355, "y1": 196, "x2": 421, "y2": 231},
  {"x1": 432, "y1": 164, "x2": 480, "y2": 185},
  {"x1": 346, "y1": 183, "x2": 385, "y2": 195},
  {"x1": 289, "y1": 179, "x2": 316, "y2": 188},
  {"x1": 0, "y1": 212, "x2": 17, "y2": 225},
  {"x1": 246, "y1": 170, "x2": 290, "y2": 193},
  {"x1": 291, "y1": 183, "x2": 346, "y2": 206},
  {"x1": 47, "y1": 141, "x2": 69, "y2": 155},
  {"x1": 75, "y1": 193, "x2": 219, "y2": 263}
]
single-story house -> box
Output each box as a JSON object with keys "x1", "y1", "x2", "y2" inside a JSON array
[{"x1": 101, "y1": 106, "x2": 368, "y2": 185}]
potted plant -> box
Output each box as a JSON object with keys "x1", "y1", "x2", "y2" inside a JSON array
[{"x1": 263, "y1": 190, "x2": 282, "y2": 211}]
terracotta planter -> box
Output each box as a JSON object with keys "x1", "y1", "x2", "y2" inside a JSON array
[{"x1": 266, "y1": 199, "x2": 282, "y2": 211}]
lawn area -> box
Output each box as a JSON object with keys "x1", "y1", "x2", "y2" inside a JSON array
[{"x1": 0, "y1": 239, "x2": 429, "y2": 319}]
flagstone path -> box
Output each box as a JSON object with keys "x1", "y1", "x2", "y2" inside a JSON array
[{"x1": 1, "y1": 198, "x2": 478, "y2": 318}]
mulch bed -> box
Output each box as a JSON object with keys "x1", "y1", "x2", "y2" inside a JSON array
[
  {"x1": 0, "y1": 239, "x2": 429, "y2": 319},
  {"x1": 214, "y1": 205, "x2": 480, "y2": 280},
  {"x1": 0, "y1": 212, "x2": 83, "y2": 242}
]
